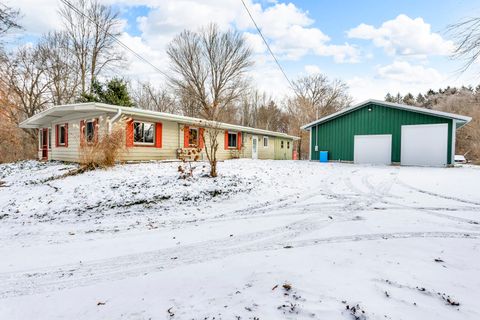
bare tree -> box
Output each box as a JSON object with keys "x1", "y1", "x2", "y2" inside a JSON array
[
  {"x1": 448, "y1": 17, "x2": 480, "y2": 73},
  {"x1": 0, "y1": 3, "x2": 21, "y2": 37},
  {"x1": 286, "y1": 74, "x2": 351, "y2": 159},
  {"x1": 167, "y1": 23, "x2": 253, "y2": 177},
  {"x1": 38, "y1": 31, "x2": 81, "y2": 105},
  {"x1": 131, "y1": 81, "x2": 177, "y2": 113},
  {"x1": 59, "y1": 0, "x2": 124, "y2": 94}
]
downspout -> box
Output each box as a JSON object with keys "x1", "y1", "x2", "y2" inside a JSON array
[{"x1": 108, "y1": 108, "x2": 122, "y2": 133}]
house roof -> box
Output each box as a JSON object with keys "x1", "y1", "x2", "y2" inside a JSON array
[
  {"x1": 19, "y1": 102, "x2": 299, "y2": 140},
  {"x1": 301, "y1": 99, "x2": 473, "y2": 130}
]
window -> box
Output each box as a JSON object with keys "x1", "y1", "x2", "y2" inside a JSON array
[
  {"x1": 287, "y1": 141, "x2": 290, "y2": 149},
  {"x1": 189, "y1": 128, "x2": 198, "y2": 146},
  {"x1": 227, "y1": 132, "x2": 237, "y2": 148},
  {"x1": 134, "y1": 121, "x2": 155, "y2": 144},
  {"x1": 58, "y1": 124, "x2": 67, "y2": 146},
  {"x1": 83, "y1": 120, "x2": 96, "y2": 143},
  {"x1": 280, "y1": 140, "x2": 284, "y2": 149},
  {"x1": 263, "y1": 136, "x2": 269, "y2": 147}
]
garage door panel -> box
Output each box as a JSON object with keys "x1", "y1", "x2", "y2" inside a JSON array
[
  {"x1": 354, "y1": 135, "x2": 392, "y2": 165},
  {"x1": 401, "y1": 123, "x2": 448, "y2": 167}
]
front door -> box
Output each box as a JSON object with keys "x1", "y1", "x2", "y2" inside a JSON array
[
  {"x1": 252, "y1": 136, "x2": 258, "y2": 159},
  {"x1": 41, "y1": 129, "x2": 48, "y2": 160}
]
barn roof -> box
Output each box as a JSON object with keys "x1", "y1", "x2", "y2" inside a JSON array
[{"x1": 301, "y1": 99, "x2": 472, "y2": 130}]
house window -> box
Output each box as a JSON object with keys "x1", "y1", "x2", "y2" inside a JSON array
[
  {"x1": 189, "y1": 128, "x2": 199, "y2": 146},
  {"x1": 134, "y1": 121, "x2": 155, "y2": 144},
  {"x1": 58, "y1": 124, "x2": 67, "y2": 146},
  {"x1": 263, "y1": 136, "x2": 269, "y2": 147},
  {"x1": 287, "y1": 141, "x2": 290, "y2": 149},
  {"x1": 227, "y1": 132, "x2": 237, "y2": 148},
  {"x1": 83, "y1": 120, "x2": 96, "y2": 143},
  {"x1": 280, "y1": 140, "x2": 284, "y2": 149}
]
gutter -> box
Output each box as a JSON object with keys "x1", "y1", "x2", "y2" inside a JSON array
[{"x1": 107, "y1": 107, "x2": 122, "y2": 133}]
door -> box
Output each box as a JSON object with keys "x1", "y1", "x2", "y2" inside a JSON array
[
  {"x1": 41, "y1": 128, "x2": 48, "y2": 160},
  {"x1": 252, "y1": 136, "x2": 258, "y2": 159},
  {"x1": 401, "y1": 123, "x2": 448, "y2": 167},
  {"x1": 354, "y1": 134, "x2": 392, "y2": 165}
]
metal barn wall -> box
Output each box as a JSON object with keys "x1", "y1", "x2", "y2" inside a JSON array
[{"x1": 310, "y1": 103, "x2": 453, "y2": 164}]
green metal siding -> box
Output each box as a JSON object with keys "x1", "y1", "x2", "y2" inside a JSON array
[{"x1": 310, "y1": 103, "x2": 453, "y2": 164}]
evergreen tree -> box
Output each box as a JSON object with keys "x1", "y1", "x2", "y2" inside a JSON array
[
  {"x1": 416, "y1": 93, "x2": 426, "y2": 106},
  {"x1": 402, "y1": 93, "x2": 415, "y2": 105},
  {"x1": 384, "y1": 93, "x2": 394, "y2": 102},
  {"x1": 79, "y1": 78, "x2": 133, "y2": 107}
]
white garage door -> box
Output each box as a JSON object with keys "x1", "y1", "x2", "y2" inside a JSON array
[
  {"x1": 401, "y1": 123, "x2": 448, "y2": 167},
  {"x1": 354, "y1": 134, "x2": 392, "y2": 165}
]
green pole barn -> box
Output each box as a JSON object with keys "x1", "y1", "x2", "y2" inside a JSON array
[{"x1": 301, "y1": 100, "x2": 472, "y2": 167}]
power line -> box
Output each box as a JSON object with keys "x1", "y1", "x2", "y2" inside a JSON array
[
  {"x1": 59, "y1": 0, "x2": 167, "y2": 78},
  {"x1": 240, "y1": 0, "x2": 297, "y2": 94}
]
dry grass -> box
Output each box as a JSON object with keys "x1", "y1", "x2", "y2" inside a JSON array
[{"x1": 79, "y1": 117, "x2": 126, "y2": 169}]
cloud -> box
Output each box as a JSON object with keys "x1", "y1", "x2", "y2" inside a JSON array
[
  {"x1": 347, "y1": 14, "x2": 454, "y2": 56},
  {"x1": 304, "y1": 64, "x2": 321, "y2": 74},
  {"x1": 376, "y1": 60, "x2": 444, "y2": 83}
]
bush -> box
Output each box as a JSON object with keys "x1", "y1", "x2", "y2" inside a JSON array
[{"x1": 79, "y1": 117, "x2": 126, "y2": 168}]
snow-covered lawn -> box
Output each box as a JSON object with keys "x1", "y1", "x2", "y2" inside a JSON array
[{"x1": 1, "y1": 160, "x2": 480, "y2": 319}]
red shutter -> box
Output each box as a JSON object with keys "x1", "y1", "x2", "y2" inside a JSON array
[
  {"x1": 126, "y1": 119, "x2": 134, "y2": 147},
  {"x1": 55, "y1": 125, "x2": 59, "y2": 147},
  {"x1": 93, "y1": 118, "x2": 99, "y2": 144},
  {"x1": 224, "y1": 130, "x2": 229, "y2": 150},
  {"x1": 237, "y1": 132, "x2": 242, "y2": 150},
  {"x1": 199, "y1": 128, "x2": 205, "y2": 149},
  {"x1": 80, "y1": 120, "x2": 85, "y2": 146},
  {"x1": 183, "y1": 126, "x2": 189, "y2": 147},
  {"x1": 64, "y1": 123, "x2": 68, "y2": 147},
  {"x1": 155, "y1": 122, "x2": 162, "y2": 148}
]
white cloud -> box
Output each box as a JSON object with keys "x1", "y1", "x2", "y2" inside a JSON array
[
  {"x1": 304, "y1": 64, "x2": 321, "y2": 74},
  {"x1": 376, "y1": 60, "x2": 444, "y2": 83},
  {"x1": 347, "y1": 14, "x2": 454, "y2": 56}
]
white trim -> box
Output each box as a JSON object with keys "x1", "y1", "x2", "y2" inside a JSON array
[
  {"x1": 451, "y1": 120, "x2": 456, "y2": 165},
  {"x1": 301, "y1": 99, "x2": 472, "y2": 130},
  {"x1": 227, "y1": 131, "x2": 238, "y2": 148},
  {"x1": 308, "y1": 129, "x2": 312, "y2": 160},
  {"x1": 133, "y1": 121, "x2": 155, "y2": 145},
  {"x1": 57, "y1": 124, "x2": 67, "y2": 146},
  {"x1": 20, "y1": 102, "x2": 299, "y2": 140}
]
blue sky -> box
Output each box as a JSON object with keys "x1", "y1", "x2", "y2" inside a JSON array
[{"x1": 9, "y1": 0, "x2": 480, "y2": 102}]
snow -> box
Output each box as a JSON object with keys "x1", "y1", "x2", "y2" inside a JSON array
[{"x1": 1, "y1": 160, "x2": 480, "y2": 319}]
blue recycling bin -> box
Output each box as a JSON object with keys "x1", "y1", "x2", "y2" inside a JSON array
[{"x1": 319, "y1": 151, "x2": 329, "y2": 163}]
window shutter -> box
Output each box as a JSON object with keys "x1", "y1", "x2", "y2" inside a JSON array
[
  {"x1": 80, "y1": 120, "x2": 85, "y2": 146},
  {"x1": 64, "y1": 123, "x2": 69, "y2": 147},
  {"x1": 93, "y1": 118, "x2": 99, "y2": 143},
  {"x1": 237, "y1": 132, "x2": 242, "y2": 150},
  {"x1": 155, "y1": 122, "x2": 162, "y2": 148},
  {"x1": 199, "y1": 128, "x2": 204, "y2": 149},
  {"x1": 126, "y1": 119, "x2": 134, "y2": 147},
  {"x1": 224, "y1": 130, "x2": 229, "y2": 150},
  {"x1": 55, "y1": 125, "x2": 59, "y2": 147},
  {"x1": 183, "y1": 126, "x2": 189, "y2": 147}
]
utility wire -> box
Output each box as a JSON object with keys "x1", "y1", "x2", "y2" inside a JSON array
[
  {"x1": 240, "y1": 0, "x2": 298, "y2": 95},
  {"x1": 59, "y1": 0, "x2": 168, "y2": 78}
]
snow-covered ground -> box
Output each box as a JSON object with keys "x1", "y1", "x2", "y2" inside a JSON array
[{"x1": 1, "y1": 160, "x2": 480, "y2": 319}]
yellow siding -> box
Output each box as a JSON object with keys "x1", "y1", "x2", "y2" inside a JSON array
[{"x1": 45, "y1": 113, "x2": 293, "y2": 162}]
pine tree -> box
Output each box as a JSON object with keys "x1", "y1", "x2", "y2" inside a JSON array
[{"x1": 78, "y1": 78, "x2": 133, "y2": 107}]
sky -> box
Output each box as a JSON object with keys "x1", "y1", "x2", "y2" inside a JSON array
[{"x1": 5, "y1": 0, "x2": 480, "y2": 103}]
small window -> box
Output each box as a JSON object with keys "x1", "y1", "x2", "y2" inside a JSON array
[
  {"x1": 83, "y1": 120, "x2": 96, "y2": 143},
  {"x1": 134, "y1": 121, "x2": 155, "y2": 144},
  {"x1": 287, "y1": 141, "x2": 290, "y2": 149},
  {"x1": 58, "y1": 124, "x2": 67, "y2": 146},
  {"x1": 280, "y1": 140, "x2": 284, "y2": 149},
  {"x1": 228, "y1": 132, "x2": 237, "y2": 148},
  {"x1": 189, "y1": 128, "x2": 198, "y2": 146},
  {"x1": 263, "y1": 136, "x2": 268, "y2": 147}
]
